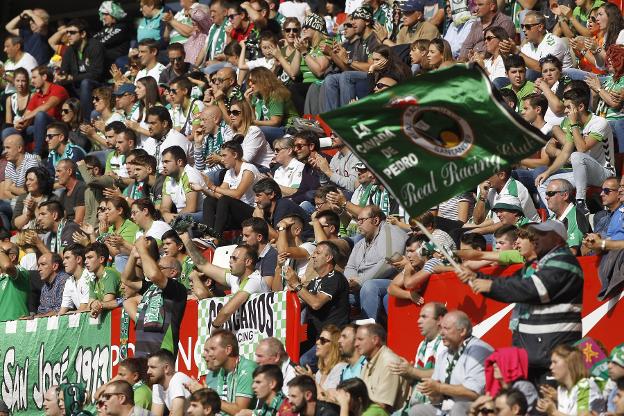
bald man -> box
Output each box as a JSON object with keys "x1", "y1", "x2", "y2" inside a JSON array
[
  {"x1": 212, "y1": 67, "x2": 242, "y2": 122},
  {"x1": 129, "y1": 236, "x2": 188, "y2": 357},
  {"x1": 192, "y1": 105, "x2": 234, "y2": 181},
  {"x1": 0, "y1": 241, "x2": 30, "y2": 321},
  {"x1": 36, "y1": 253, "x2": 70, "y2": 316},
  {"x1": 0, "y1": 133, "x2": 40, "y2": 199}
]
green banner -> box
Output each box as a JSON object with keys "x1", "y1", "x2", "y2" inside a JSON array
[
  {"x1": 196, "y1": 291, "x2": 288, "y2": 375},
  {"x1": 320, "y1": 64, "x2": 546, "y2": 217},
  {"x1": 0, "y1": 313, "x2": 112, "y2": 415}
]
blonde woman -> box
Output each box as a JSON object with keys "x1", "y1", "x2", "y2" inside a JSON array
[{"x1": 296, "y1": 324, "x2": 347, "y2": 391}]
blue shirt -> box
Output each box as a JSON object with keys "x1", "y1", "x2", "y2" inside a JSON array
[
  {"x1": 19, "y1": 28, "x2": 51, "y2": 65},
  {"x1": 607, "y1": 204, "x2": 624, "y2": 241},
  {"x1": 38, "y1": 271, "x2": 70, "y2": 314},
  {"x1": 341, "y1": 356, "x2": 366, "y2": 381}
]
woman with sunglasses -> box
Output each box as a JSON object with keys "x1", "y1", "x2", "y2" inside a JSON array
[
  {"x1": 296, "y1": 324, "x2": 346, "y2": 391},
  {"x1": 12, "y1": 166, "x2": 55, "y2": 230},
  {"x1": 335, "y1": 378, "x2": 388, "y2": 416},
  {"x1": 193, "y1": 139, "x2": 260, "y2": 241},
  {"x1": 60, "y1": 98, "x2": 92, "y2": 152},
  {"x1": 474, "y1": 27, "x2": 511, "y2": 87},
  {"x1": 427, "y1": 38, "x2": 454, "y2": 70},
  {"x1": 536, "y1": 344, "x2": 604, "y2": 415},
  {"x1": 367, "y1": 45, "x2": 411, "y2": 94},
  {"x1": 81, "y1": 86, "x2": 125, "y2": 151},
  {"x1": 586, "y1": 3, "x2": 624, "y2": 69},
  {"x1": 227, "y1": 99, "x2": 274, "y2": 170},
  {"x1": 126, "y1": 76, "x2": 162, "y2": 144},
  {"x1": 245, "y1": 67, "x2": 299, "y2": 144},
  {"x1": 271, "y1": 18, "x2": 303, "y2": 87},
  {"x1": 534, "y1": 55, "x2": 570, "y2": 126},
  {"x1": 297, "y1": 14, "x2": 332, "y2": 115},
  {"x1": 5, "y1": 68, "x2": 31, "y2": 131}
]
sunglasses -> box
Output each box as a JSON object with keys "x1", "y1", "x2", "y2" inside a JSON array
[
  {"x1": 170, "y1": 88, "x2": 179, "y2": 94},
  {"x1": 344, "y1": 23, "x2": 354, "y2": 28},
  {"x1": 478, "y1": 409, "x2": 495, "y2": 415},
  {"x1": 375, "y1": 82, "x2": 390, "y2": 89},
  {"x1": 169, "y1": 56, "x2": 184, "y2": 62},
  {"x1": 318, "y1": 336, "x2": 331, "y2": 345},
  {"x1": 521, "y1": 23, "x2": 539, "y2": 30},
  {"x1": 97, "y1": 207, "x2": 106, "y2": 212},
  {"x1": 294, "y1": 143, "x2": 308, "y2": 149},
  {"x1": 229, "y1": 109, "x2": 242, "y2": 116},
  {"x1": 601, "y1": 188, "x2": 618, "y2": 194},
  {"x1": 61, "y1": 108, "x2": 72, "y2": 114},
  {"x1": 284, "y1": 27, "x2": 300, "y2": 33},
  {"x1": 589, "y1": 16, "x2": 597, "y2": 22},
  {"x1": 227, "y1": 14, "x2": 238, "y2": 20},
  {"x1": 214, "y1": 77, "x2": 230, "y2": 83},
  {"x1": 66, "y1": 30, "x2": 80, "y2": 35},
  {"x1": 484, "y1": 35, "x2": 498, "y2": 41},
  {"x1": 545, "y1": 190, "x2": 564, "y2": 197},
  {"x1": 45, "y1": 133, "x2": 62, "y2": 140},
  {"x1": 92, "y1": 96, "x2": 101, "y2": 102}
]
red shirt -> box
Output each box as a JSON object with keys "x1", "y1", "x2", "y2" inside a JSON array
[
  {"x1": 230, "y1": 22, "x2": 255, "y2": 42},
  {"x1": 27, "y1": 82, "x2": 69, "y2": 120}
]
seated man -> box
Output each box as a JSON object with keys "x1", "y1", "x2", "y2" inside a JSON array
[
  {"x1": 36, "y1": 253, "x2": 70, "y2": 317},
  {"x1": 56, "y1": 159, "x2": 86, "y2": 224},
  {"x1": 45, "y1": 122, "x2": 87, "y2": 178},
  {"x1": 237, "y1": 365, "x2": 290, "y2": 416},
  {"x1": 148, "y1": 349, "x2": 192, "y2": 416},
  {"x1": 160, "y1": 145, "x2": 204, "y2": 223},
  {"x1": 28, "y1": 200, "x2": 82, "y2": 255},
  {"x1": 501, "y1": 55, "x2": 535, "y2": 113},
  {"x1": 0, "y1": 134, "x2": 40, "y2": 200},
  {"x1": 273, "y1": 214, "x2": 316, "y2": 290},
  {"x1": 254, "y1": 338, "x2": 297, "y2": 395}
]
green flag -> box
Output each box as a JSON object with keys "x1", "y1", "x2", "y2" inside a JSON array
[{"x1": 320, "y1": 64, "x2": 546, "y2": 218}]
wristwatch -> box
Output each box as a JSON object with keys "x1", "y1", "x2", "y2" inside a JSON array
[
  {"x1": 346, "y1": 58, "x2": 353, "y2": 66},
  {"x1": 294, "y1": 284, "x2": 303, "y2": 292}
]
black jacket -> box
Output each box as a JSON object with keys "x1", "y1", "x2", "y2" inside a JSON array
[
  {"x1": 93, "y1": 22, "x2": 131, "y2": 67},
  {"x1": 60, "y1": 38, "x2": 105, "y2": 82}
]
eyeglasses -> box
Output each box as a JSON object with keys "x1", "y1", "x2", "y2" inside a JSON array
[
  {"x1": 170, "y1": 88, "x2": 179, "y2": 94},
  {"x1": 521, "y1": 23, "x2": 540, "y2": 30},
  {"x1": 601, "y1": 188, "x2": 619, "y2": 194},
  {"x1": 97, "y1": 207, "x2": 106, "y2": 212},
  {"x1": 159, "y1": 265, "x2": 175, "y2": 270},
  {"x1": 66, "y1": 30, "x2": 80, "y2": 35},
  {"x1": 343, "y1": 23, "x2": 354, "y2": 28},
  {"x1": 227, "y1": 14, "x2": 239, "y2": 20},
  {"x1": 318, "y1": 336, "x2": 331, "y2": 345},
  {"x1": 61, "y1": 108, "x2": 72, "y2": 114},
  {"x1": 169, "y1": 56, "x2": 184, "y2": 62},
  {"x1": 100, "y1": 393, "x2": 123, "y2": 401},
  {"x1": 92, "y1": 96, "x2": 101, "y2": 102},
  {"x1": 545, "y1": 190, "x2": 565, "y2": 197},
  {"x1": 213, "y1": 77, "x2": 231, "y2": 83},
  {"x1": 375, "y1": 82, "x2": 390, "y2": 89},
  {"x1": 229, "y1": 109, "x2": 242, "y2": 116},
  {"x1": 284, "y1": 27, "x2": 300, "y2": 33},
  {"x1": 45, "y1": 133, "x2": 62, "y2": 140},
  {"x1": 294, "y1": 143, "x2": 307, "y2": 149},
  {"x1": 484, "y1": 35, "x2": 498, "y2": 41},
  {"x1": 589, "y1": 16, "x2": 597, "y2": 22},
  {"x1": 356, "y1": 216, "x2": 373, "y2": 224}
]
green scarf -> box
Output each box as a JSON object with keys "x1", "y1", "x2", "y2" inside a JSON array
[
  {"x1": 60, "y1": 383, "x2": 93, "y2": 416},
  {"x1": 137, "y1": 284, "x2": 165, "y2": 331}
]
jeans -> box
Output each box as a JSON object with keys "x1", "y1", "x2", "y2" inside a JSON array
[
  {"x1": 68, "y1": 79, "x2": 100, "y2": 121},
  {"x1": 608, "y1": 118, "x2": 624, "y2": 153},
  {"x1": 258, "y1": 126, "x2": 285, "y2": 146},
  {"x1": 360, "y1": 279, "x2": 390, "y2": 321},
  {"x1": 299, "y1": 344, "x2": 318, "y2": 371},
  {"x1": 0, "y1": 200, "x2": 13, "y2": 229},
  {"x1": 323, "y1": 71, "x2": 370, "y2": 111},
  {"x1": 537, "y1": 152, "x2": 612, "y2": 213},
  {"x1": 513, "y1": 167, "x2": 547, "y2": 208}
]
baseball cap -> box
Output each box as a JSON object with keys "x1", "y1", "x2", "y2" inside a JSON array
[
  {"x1": 529, "y1": 220, "x2": 567, "y2": 241},
  {"x1": 113, "y1": 83, "x2": 136, "y2": 96},
  {"x1": 400, "y1": 0, "x2": 426, "y2": 13},
  {"x1": 354, "y1": 162, "x2": 368, "y2": 171},
  {"x1": 492, "y1": 195, "x2": 523, "y2": 213}
]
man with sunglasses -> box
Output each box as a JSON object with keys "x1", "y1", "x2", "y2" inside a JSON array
[
  {"x1": 113, "y1": 84, "x2": 139, "y2": 120},
  {"x1": 159, "y1": 43, "x2": 198, "y2": 85},
  {"x1": 44, "y1": 121, "x2": 87, "y2": 178},
  {"x1": 168, "y1": 76, "x2": 204, "y2": 136},
  {"x1": 213, "y1": 66, "x2": 243, "y2": 122},
  {"x1": 593, "y1": 177, "x2": 622, "y2": 236},
  {"x1": 99, "y1": 380, "x2": 150, "y2": 416},
  {"x1": 55, "y1": 19, "x2": 105, "y2": 122}
]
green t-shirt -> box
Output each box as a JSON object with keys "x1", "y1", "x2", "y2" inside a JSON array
[
  {"x1": 252, "y1": 95, "x2": 299, "y2": 126},
  {"x1": 362, "y1": 404, "x2": 389, "y2": 416},
  {"x1": 301, "y1": 40, "x2": 331, "y2": 84},
  {"x1": 498, "y1": 250, "x2": 525, "y2": 265},
  {"x1": 503, "y1": 81, "x2": 535, "y2": 112},
  {"x1": 0, "y1": 267, "x2": 30, "y2": 321},
  {"x1": 133, "y1": 383, "x2": 152, "y2": 410},
  {"x1": 214, "y1": 356, "x2": 257, "y2": 404},
  {"x1": 108, "y1": 219, "x2": 140, "y2": 245},
  {"x1": 89, "y1": 267, "x2": 121, "y2": 301}
]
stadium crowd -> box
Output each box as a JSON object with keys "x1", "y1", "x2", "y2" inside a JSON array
[{"x1": 0, "y1": 0, "x2": 624, "y2": 414}]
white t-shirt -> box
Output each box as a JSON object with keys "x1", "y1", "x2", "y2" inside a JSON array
[
  {"x1": 163, "y1": 164, "x2": 205, "y2": 210},
  {"x1": 544, "y1": 81, "x2": 565, "y2": 127},
  {"x1": 288, "y1": 242, "x2": 315, "y2": 279},
  {"x1": 225, "y1": 270, "x2": 269, "y2": 294},
  {"x1": 4, "y1": 52, "x2": 38, "y2": 94},
  {"x1": 158, "y1": 129, "x2": 194, "y2": 173},
  {"x1": 135, "y1": 63, "x2": 167, "y2": 85},
  {"x1": 222, "y1": 162, "x2": 260, "y2": 206},
  {"x1": 247, "y1": 57, "x2": 276, "y2": 71},
  {"x1": 278, "y1": 2, "x2": 311, "y2": 24},
  {"x1": 60, "y1": 270, "x2": 91, "y2": 309},
  {"x1": 484, "y1": 55, "x2": 506, "y2": 81},
  {"x1": 273, "y1": 158, "x2": 304, "y2": 189},
  {"x1": 241, "y1": 126, "x2": 274, "y2": 168},
  {"x1": 136, "y1": 220, "x2": 172, "y2": 242},
  {"x1": 152, "y1": 372, "x2": 192, "y2": 410},
  {"x1": 579, "y1": 113, "x2": 614, "y2": 168},
  {"x1": 520, "y1": 33, "x2": 573, "y2": 68}
]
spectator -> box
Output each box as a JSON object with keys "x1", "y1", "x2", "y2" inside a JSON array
[
  {"x1": 1, "y1": 36, "x2": 37, "y2": 95},
  {"x1": 61, "y1": 98, "x2": 92, "y2": 152},
  {"x1": 0, "y1": 242, "x2": 30, "y2": 321},
  {"x1": 582, "y1": 3, "x2": 624, "y2": 69},
  {"x1": 55, "y1": 19, "x2": 106, "y2": 121},
  {"x1": 30, "y1": 200, "x2": 82, "y2": 255},
  {"x1": 536, "y1": 344, "x2": 605, "y2": 414},
  {"x1": 472, "y1": 26, "x2": 510, "y2": 87},
  {"x1": 484, "y1": 348, "x2": 538, "y2": 412},
  {"x1": 169, "y1": 76, "x2": 204, "y2": 136},
  {"x1": 181, "y1": 235, "x2": 269, "y2": 328},
  {"x1": 287, "y1": 375, "x2": 340, "y2": 416},
  {"x1": 310, "y1": 134, "x2": 359, "y2": 194},
  {"x1": 296, "y1": 325, "x2": 347, "y2": 390},
  {"x1": 147, "y1": 349, "x2": 192, "y2": 416},
  {"x1": 99, "y1": 380, "x2": 149, "y2": 416},
  {"x1": 204, "y1": 1, "x2": 229, "y2": 63},
  {"x1": 10, "y1": 66, "x2": 69, "y2": 157},
  {"x1": 45, "y1": 122, "x2": 87, "y2": 177},
  {"x1": 299, "y1": 14, "x2": 332, "y2": 115},
  {"x1": 255, "y1": 337, "x2": 298, "y2": 395},
  {"x1": 410, "y1": 311, "x2": 494, "y2": 415},
  {"x1": 146, "y1": 106, "x2": 193, "y2": 172},
  {"x1": 93, "y1": 2, "x2": 131, "y2": 69},
  {"x1": 519, "y1": 92, "x2": 553, "y2": 136},
  {"x1": 289, "y1": 131, "x2": 326, "y2": 205},
  {"x1": 502, "y1": 55, "x2": 535, "y2": 113},
  {"x1": 43, "y1": 386, "x2": 62, "y2": 416},
  {"x1": 183, "y1": 3, "x2": 213, "y2": 66},
  {"x1": 192, "y1": 105, "x2": 234, "y2": 180},
  {"x1": 136, "y1": 39, "x2": 167, "y2": 84},
  {"x1": 59, "y1": 244, "x2": 90, "y2": 314},
  {"x1": 82, "y1": 87, "x2": 125, "y2": 152},
  {"x1": 591, "y1": 177, "x2": 620, "y2": 236},
  {"x1": 56, "y1": 159, "x2": 86, "y2": 224},
  {"x1": 36, "y1": 253, "x2": 70, "y2": 316},
  {"x1": 195, "y1": 140, "x2": 259, "y2": 239},
  {"x1": 388, "y1": 0, "x2": 441, "y2": 46},
  {"x1": 85, "y1": 242, "x2": 121, "y2": 318},
  {"x1": 241, "y1": 217, "x2": 278, "y2": 287},
  {"x1": 13, "y1": 166, "x2": 54, "y2": 230},
  {"x1": 162, "y1": 0, "x2": 197, "y2": 46},
  {"x1": 271, "y1": 136, "x2": 305, "y2": 196},
  {"x1": 493, "y1": 389, "x2": 529, "y2": 416},
  {"x1": 159, "y1": 43, "x2": 198, "y2": 85},
  {"x1": 356, "y1": 323, "x2": 409, "y2": 412},
  {"x1": 275, "y1": 213, "x2": 317, "y2": 284},
  {"x1": 534, "y1": 55, "x2": 567, "y2": 128},
  {"x1": 458, "y1": 0, "x2": 515, "y2": 61},
  {"x1": 125, "y1": 77, "x2": 161, "y2": 151},
  {"x1": 187, "y1": 389, "x2": 221, "y2": 416},
  {"x1": 5, "y1": 68, "x2": 33, "y2": 132},
  {"x1": 159, "y1": 230, "x2": 193, "y2": 288},
  {"x1": 335, "y1": 377, "x2": 389, "y2": 416},
  {"x1": 0, "y1": 134, "x2": 40, "y2": 201},
  {"x1": 138, "y1": 0, "x2": 167, "y2": 46},
  {"x1": 459, "y1": 220, "x2": 584, "y2": 381},
  {"x1": 386, "y1": 235, "x2": 428, "y2": 305},
  {"x1": 213, "y1": 67, "x2": 243, "y2": 122},
  {"x1": 227, "y1": 100, "x2": 274, "y2": 169},
  {"x1": 160, "y1": 145, "x2": 204, "y2": 223},
  {"x1": 338, "y1": 324, "x2": 366, "y2": 382},
  {"x1": 114, "y1": 357, "x2": 152, "y2": 410},
  {"x1": 5, "y1": 9, "x2": 52, "y2": 66},
  {"x1": 131, "y1": 198, "x2": 172, "y2": 243},
  {"x1": 311, "y1": 209, "x2": 351, "y2": 271},
  {"x1": 237, "y1": 364, "x2": 292, "y2": 416},
  {"x1": 390, "y1": 302, "x2": 447, "y2": 413}
]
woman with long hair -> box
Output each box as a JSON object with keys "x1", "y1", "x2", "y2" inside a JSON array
[
  {"x1": 113, "y1": 357, "x2": 152, "y2": 410},
  {"x1": 473, "y1": 26, "x2": 511, "y2": 86},
  {"x1": 589, "y1": 2, "x2": 624, "y2": 68},
  {"x1": 367, "y1": 45, "x2": 412, "y2": 89},
  {"x1": 428, "y1": 38, "x2": 454, "y2": 70},
  {"x1": 245, "y1": 67, "x2": 299, "y2": 144},
  {"x1": 571, "y1": 8, "x2": 606, "y2": 75},
  {"x1": 12, "y1": 167, "x2": 55, "y2": 230},
  {"x1": 126, "y1": 76, "x2": 162, "y2": 141},
  {"x1": 588, "y1": 44, "x2": 624, "y2": 152},
  {"x1": 335, "y1": 377, "x2": 386, "y2": 416},
  {"x1": 297, "y1": 13, "x2": 332, "y2": 115},
  {"x1": 536, "y1": 344, "x2": 604, "y2": 415},
  {"x1": 273, "y1": 18, "x2": 303, "y2": 86},
  {"x1": 534, "y1": 55, "x2": 570, "y2": 126},
  {"x1": 194, "y1": 140, "x2": 260, "y2": 240},
  {"x1": 81, "y1": 86, "x2": 124, "y2": 151},
  {"x1": 60, "y1": 98, "x2": 91, "y2": 152},
  {"x1": 5, "y1": 68, "x2": 31, "y2": 129},
  {"x1": 227, "y1": 100, "x2": 274, "y2": 169},
  {"x1": 296, "y1": 324, "x2": 346, "y2": 390}
]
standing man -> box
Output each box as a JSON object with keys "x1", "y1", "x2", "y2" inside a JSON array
[
  {"x1": 36, "y1": 253, "x2": 70, "y2": 316},
  {"x1": 148, "y1": 349, "x2": 192, "y2": 416},
  {"x1": 0, "y1": 242, "x2": 30, "y2": 321},
  {"x1": 356, "y1": 323, "x2": 409, "y2": 412},
  {"x1": 59, "y1": 244, "x2": 90, "y2": 314},
  {"x1": 410, "y1": 310, "x2": 494, "y2": 415},
  {"x1": 241, "y1": 217, "x2": 278, "y2": 288},
  {"x1": 4, "y1": 8, "x2": 52, "y2": 65}
]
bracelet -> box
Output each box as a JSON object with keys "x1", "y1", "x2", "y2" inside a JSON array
[
  {"x1": 601, "y1": 240, "x2": 606, "y2": 250},
  {"x1": 570, "y1": 123, "x2": 582, "y2": 129}
]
